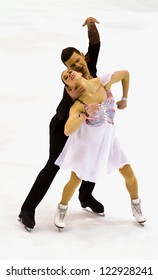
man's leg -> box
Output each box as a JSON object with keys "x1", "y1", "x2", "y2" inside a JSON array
[
  {"x1": 21, "y1": 161, "x2": 59, "y2": 212},
  {"x1": 19, "y1": 160, "x2": 60, "y2": 229},
  {"x1": 19, "y1": 118, "x2": 68, "y2": 229},
  {"x1": 79, "y1": 181, "x2": 104, "y2": 214}
]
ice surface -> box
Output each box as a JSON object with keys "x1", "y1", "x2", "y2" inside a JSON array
[{"x1": 0, "y1": 0, "x2": 158, "y2": 261}]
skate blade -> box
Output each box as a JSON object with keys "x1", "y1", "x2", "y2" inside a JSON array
[
  {"x1": 138, "y1": 221, "x2": 146, "y2": 227},
  {"x1": 18, "y1": 218, "x2": 32, "y2": 232},
  {"x1": 24, "y1": 226, "x2": 32, "y2": 232},
  {"x1": 82, "y1": 208, "x2": 105, "y2": 216},
  {"x1": 54, "y1": 224, "x2": 64, "y2": 232}
]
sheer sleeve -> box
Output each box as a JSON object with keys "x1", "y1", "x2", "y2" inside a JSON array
[{"x1": 100, "y1": 74, "x2": 112, "y2": 86}]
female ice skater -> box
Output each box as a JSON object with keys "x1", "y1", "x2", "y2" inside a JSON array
[{"x1": 54, "y1": 69, "x2": 146, "y2": 229}]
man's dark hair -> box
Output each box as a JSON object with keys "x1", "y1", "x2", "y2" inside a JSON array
[{"x1": 61, "y1": 47, "x2": 81, "y2": 64}]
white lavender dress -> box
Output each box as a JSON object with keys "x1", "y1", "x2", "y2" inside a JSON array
[{"x1": 55, "y1": 74, "x2": 129, "y2": 182}]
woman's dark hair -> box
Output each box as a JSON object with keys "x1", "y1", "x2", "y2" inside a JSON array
[
  {"x1": 62, "y1": 79, "x2": 68, "y2": 88},
  {"x1": 61, "y1": 71, "x2": 68, "y2": 88},
  {"x1": 61, "y1": 47, "x2": 80, "y2": 64}
]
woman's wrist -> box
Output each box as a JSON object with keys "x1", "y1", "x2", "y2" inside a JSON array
[
  {"x1": 122, "y1": 97, "x2": 128, "y2": 101},
  {"x1": 80, "y1": 111, "x2": 89, "y2": 119},
  {"x1": 83, "y1": 110, "x2": 89, "y2": 117}
]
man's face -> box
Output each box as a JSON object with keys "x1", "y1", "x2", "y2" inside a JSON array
[{"x1": 64, "y1": 52, "x2": 88, "y2": 78}]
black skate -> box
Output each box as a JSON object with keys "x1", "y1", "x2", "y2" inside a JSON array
[
  {"x1": 81, "y1": 196, "x2": 105, "y2": 215},
  {"x1": 18, "y1": 210, "x2": 35, "y2": 232}
]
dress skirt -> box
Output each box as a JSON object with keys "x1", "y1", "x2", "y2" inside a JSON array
[{"x1": 55, "y1": 121, "x2": 129, "y2": 183}]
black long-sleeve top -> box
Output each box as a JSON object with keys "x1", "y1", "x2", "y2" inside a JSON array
[{"x1": 56, "y1": 42, "x2": 100, "y2": 122}]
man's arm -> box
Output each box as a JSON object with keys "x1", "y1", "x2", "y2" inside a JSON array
[
  {"x1": 56, "y1": 17, "x2": 101, "y2": 120},
  {"x1": 83, "y1": 17, "x2": 101, "y2": 77},
  {"x1": 82, "y1": 17, "x2": 100, "y2": 44}
]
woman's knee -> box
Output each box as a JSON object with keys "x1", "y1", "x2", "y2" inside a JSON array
[
  {"x1": 119, "y1": 164, "x2": 135, "y2": 179},
  {"x1": 70, "y1": 171, "x2": 81, "y2": 184}
]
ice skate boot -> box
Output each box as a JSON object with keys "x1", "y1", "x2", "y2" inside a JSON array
[
  {"x1": 81, "y1": 196, "x2": 105, "y2": 215},
  {"x1": 54, "y1": 203, "x2": 68, "y2": 230},
  {"x1": 131, "y1": 198, "x2": 146, "y2": 224},
  {"x1": 18, "y1": 210, "x2": 35, "y2": 231}
]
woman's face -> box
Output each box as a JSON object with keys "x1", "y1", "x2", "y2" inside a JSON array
[{"x1": 61, "y1": 70, "x2": 82, "y2": 87}]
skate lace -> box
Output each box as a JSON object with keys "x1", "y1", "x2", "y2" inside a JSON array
[
  {"x1": 133, "y1": 203, "x2": 142, "y2": 215},
  {"x1": 59, "y1": 208, "x2": 67, "y2": 221}
]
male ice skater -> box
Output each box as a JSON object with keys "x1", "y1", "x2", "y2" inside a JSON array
[{"x1": 19, "y1": 17, "x2": 104, "y2": 230}]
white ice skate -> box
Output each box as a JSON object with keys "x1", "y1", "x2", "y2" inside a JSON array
[
  {"x1": 131, "y1": 198, "x2": 146, "y2": 224},
  {"x1": 54, "y1": 203, "x2": 68, "y2": 230}
]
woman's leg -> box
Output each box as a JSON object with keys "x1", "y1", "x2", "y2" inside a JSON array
[
  {"x1": 54, "y1": 171, "x2": 81, "y2": 229},
  {"x1": 60, "y1": 171, "x2": 81, "y2": 205},
  {"x1": 119, "y1": 164, "x2": 146, "y2": 223},
  {"x1": 119, "y1": 164, "x2": 138, "y2": 199}
]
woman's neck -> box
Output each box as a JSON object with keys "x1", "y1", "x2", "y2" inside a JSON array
[{"x1": 76, "y1": 77, "x2": 102, "y2": 102}]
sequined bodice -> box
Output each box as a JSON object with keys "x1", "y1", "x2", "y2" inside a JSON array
[{"x1": 85, "y1": 90, "x2": 115, "y2": 127}]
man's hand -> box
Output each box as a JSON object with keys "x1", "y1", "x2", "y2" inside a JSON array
[
  {"x1": 116, "y1": 100, "x2": 127, "y2": 110},
  {"x1": 82, "y1": 17, "x2": 100, "y2": 27},
  {"x1": 66, "y1": 85, "x2": 85, "y2": 101}
]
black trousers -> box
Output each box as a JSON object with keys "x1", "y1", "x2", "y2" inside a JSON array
[{"x1": 21, "y1": 117, "x2": 95, "y2": 212}]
